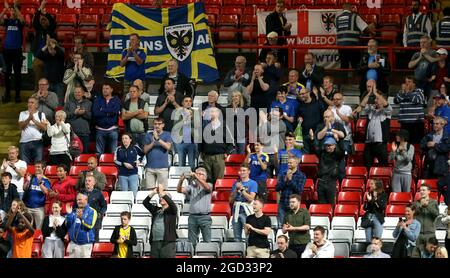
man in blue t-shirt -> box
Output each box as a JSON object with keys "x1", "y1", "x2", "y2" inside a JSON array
[
  {"x1": 22, "y1": 161, "x2": 50, "y2": 230},
  {"x1": 271, "y1": 86, "x2": 297, "y2": 132},
  {"x1": 246, "y1": 142, "x2": 269, "y2": 202},
  {"x1": 275, "y1": 132, "x2": 302, "y2": 176},
  {"x1": 230, "y1": 164, "x2": 258, "y2": 242},
  {"x1": 143, "y1": 117, "x2": 172, "y2": 190},
  {"x1": 120, "y1": 33, "x2": 147, "y2": 94},
  {"x1": 433, "y1": 95, "x2": 450, "y2": 134},
  {"x1": 0, "y1": 1, "x2": 24, "y2": 103}
]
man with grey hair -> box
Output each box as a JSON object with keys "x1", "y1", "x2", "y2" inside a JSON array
[
  {"x1": 408, "y1": 35, "x2": 438, "y2": 98},
  {"x1": 177, "y1": 167, "x2": 212, "y2": 248},
  {"x1": 201, "y1": 90, "x2": 224, "y2": 123},
  {"x1": 31, "y1": 78, "x2": 58, "y2": 124},
  {"x1": 158, "y1": 58, "x2": 193, "y2": 97},
  {"x1": 223, "y1": 56, "x2": 252, "y2": 106}
]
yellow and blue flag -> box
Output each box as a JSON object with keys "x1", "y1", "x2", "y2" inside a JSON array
[{"x1": 106, "y1": 3, "x2": 219, "y2": 83}]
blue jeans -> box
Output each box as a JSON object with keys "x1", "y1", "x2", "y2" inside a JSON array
[
  {"x1": 49, "y1": 82, "x2": 65, "y2": 106},
  {"x1": 118, "y1": 174, "x2": 139, "y2": 199},
  {"x1": 232, "y1": 211, "x2": 247, "y2": 242},
  {"x1": 19, "y1": 140, "x2": 43, "y2": 165},
  {"x1": 364, "y1": 213, "x2": 383, "y2": 242},
  {"x1": 277, "y1": 205, "x2": 289, "y2": 229},
  {"x1": 132, "y1": 132, "x2": 147, "y2": 150},
  {"x1": 188, "y1": 214, "x2": 212, "y2": 248},
  {"x1": 96, "y1": 129, "x2": 118, "y2": 156},
  {"x1": 174, "y1": 143, "x2": 197, "y2": 171}
]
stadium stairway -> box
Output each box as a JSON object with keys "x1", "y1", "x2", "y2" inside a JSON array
[{"x1": 0, "y1": 91, "x2": 33, "y2": 157}]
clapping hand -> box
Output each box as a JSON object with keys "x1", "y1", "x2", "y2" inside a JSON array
[{"x1": 391, "y1": 142, "x2": 398, "y2": 153}]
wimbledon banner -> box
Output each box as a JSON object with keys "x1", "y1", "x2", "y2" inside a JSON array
[
  {"x1": 257, "y1": 9, "x2": 340, "y2": 69},
  {"x1": 106, "y1": 3, "x2": 219, "y2": 83}
]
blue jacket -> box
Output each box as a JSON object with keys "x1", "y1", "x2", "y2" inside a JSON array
[
  {"x1": 114, "y1": 144, "x2": 144, "y2": 176},
  {"x1": 393, "y1": 219, "x2": 421, "y2": 250},
  {"x1": 420, "y1": 131, "x2": 450, "y2": 175},
  {"x1": 66, "y1": 205, "x2": 97, "y2": 245},
  {"x1": 92, "y1": 96, "x2": 121, "y2": 129}
]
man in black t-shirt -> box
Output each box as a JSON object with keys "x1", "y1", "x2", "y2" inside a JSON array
[{"x1": 245, "y1": 199, "x2": 272, "y2": 258}]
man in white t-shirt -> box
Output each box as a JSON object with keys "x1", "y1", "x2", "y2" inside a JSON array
[
  {"x1": 0, "y1": 146, "x2": 27, "y2": 199},
  {"x1": 329, "y1": 92, "x2": 353, "y2": 155},
  {"x1": 18, "y1": 97, "x2": 48, "y2": 165}
]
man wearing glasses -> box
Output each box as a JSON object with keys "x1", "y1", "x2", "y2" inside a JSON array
[
  {"x1": 177, "y1": 167, "x2": 212, "y2": 248},
  {"x1": 31, "y1": 78, "x2": 58, "y2": 124}
]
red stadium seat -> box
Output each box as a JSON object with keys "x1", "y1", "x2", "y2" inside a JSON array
[
  {"x1": 292, "y1": 0, "x2": 314, "y2": 6},
  {"x1": 346, "y1": 154, "x2": 365, "y2": 166},
  {"x1": 225, "y1": 154, "x2": 247, "y2": 166},
  {"x1": 346, "y1": 166, "x2": 368, "y2": 181},
  {"x1": 300, "y1": 154, "x2": 319, "y2": 181},
  {"x1": 45, "y1": 0, "x2": 63, "y2": 5},
  {"x1": 206, "y1": 13, "x2": 216, "y2": 28},
  {"x1": 385, "y1": 205, "x2": 406, "y2": 217},
  {"x1": 262, "y1": 204, "x2": 278, "y2": 216},
  {"x1": 386, "y1": 0, "x2": 405, "y2": 5},
  {"x1": 268, "y1": 0, "x2": 291, "y2": 6},
  {"x1": 382, "y1": 7, "x2": 406, "y2": 15},
  {"x1": 241, "y1": 14, "x2": 257, "y2": 42},
  {"x1": 339, "y1": 0, "x2": 360, "y2": 5},
  {"x1": 31, "y1": 242, "x2": 42, "y2": 258},
  {"x1": 102, "y1": 191, "x2": 110, "y2": 204},
  {"x1": 309, "y1": 204, "x2": 333, "y2": 220},
  {"x1": 109, "y1": 0, "x2": 130, "y2": 4},
  {"x1": 96, "y1": 166, "x2": 118, "y2": 192},
  {"x1": 78, "y1": 14, "x2": 99, "y2": 42},
  {"x1": 45, "y1": 6, "x2": 59, "y2": 15},
  {"x1": 390, "y1": 119, "x2": 401, "y2": 140},
  {"x1": 414, "y1": 191, "x2": 439, "y2": 202},
  {"x1": 74, "y1": 154, "x2": 96, "y2": 166},
  {"x1": 267, "y1": 191, "x2": 277, "y2": 203},
  {"x1": 267, "y1": 178, "x2": 277, "y2": 191},
  {"x1": 99, "y1": 153, "x2": 115, "y2": 166},
  {"x1": 223, "y1": 166, "x2": 240, "y2": 178},
  {"x1": 27, "y1": 165, "x2": 36, "y2": 175},
  {"x1": 359, "y1": 204, "x2": 366, "y2": 216},
  {"x1": 21, "y1": 0, "x2": 40, "y2": 6},
  {"x1": 81, "y1": 7, "x2": 104, "y2": 14},
  {"x1": 416, "y1": 179, "x2": 438, "y2": 192},
  {"x1": 178, "y1": 0, "x2": 197, "y2": 5},
  {"x1": 215, "y1": 179, "x2": 235, "y2": 192},
  {"x1": 91, "y1": 242, "x2": 114, "y2": 258},
  {"x1": 353, "y1": 143, "x2": 365, "y2": 155},
  {"x1": 33, "y1": 229, "x2": 43, "y2": 243},
  {"x1": 334, "y1": 204, "x2": 359, "y2": 221},
  {"x1": 341, "y1": 178, "x2": 365, "y2": 193},
  {"x1": 247, "y1": 0, "x2": 268, "y2": 5},
  {"x1": 44, "y1": 165, "x2": 59, "y2": 179},
  {"x1": 204, "y1": 0, "x2": 223, "y2": 7},
  {"x1": 69, "y1": 165, "x2": 89, "y2": 177},
  {"x1": 223, "y1": 0, "x2": 244, "y2": 5},
  {"x1": 337, "y1": 192, "x2": 362, "y2": 206},
  {"x1": 211, "y1": 203, "x2": 231, "y2": 219},
  {"x1": 380, "y1": 14, "x2": 402, "y2": 27},
  {"x1": 162, "y1": 0, "x2": 177, "y2": 7},
  {"x1": 358, "y1": 7, "x2": 381, "y2": 15},
  {"x1": 389, "y1": 192, "x2": 413, "y2": 206},
  {"x1": 369, "y1": 167, "x2": 393, "y2": 191},
  {"x1": 56, "y1": 14, "x2": 77, "y2": 41},
  {"x1": 101, "y1": 14, "x2": 111, "y2": 40},
  {"x1": 302, "y1": 179, "x2": 315, "y2": 202},
  {"x1": 315, "y1": 0, "x2": 338, "y2": 6},
  {"x1": 212, "y1": 191, "x2": 231, "y2": 202},
  {"x1": 355, "y1": 119, "x2": 367, "y2": 142}
]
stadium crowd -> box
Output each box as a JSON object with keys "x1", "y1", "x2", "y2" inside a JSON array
[{"x1": 0, "y1": 0, "x2": 450, "y2": 259}]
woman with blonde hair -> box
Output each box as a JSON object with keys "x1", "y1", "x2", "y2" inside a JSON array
[
  {"x1": 435, "y1": 246, "x2": 448, "y2": 258},
  {"x1": 44, "y1": 110, "x2": 72, "y2": 170},
  {"x1": 227, "y1": 90, "x2": 249, "y2": 154}
]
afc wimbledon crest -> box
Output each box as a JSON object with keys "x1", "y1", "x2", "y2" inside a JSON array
[
  {"x1": 164, "y1": 24, "x2": 194, "y2": 62},
  {"x1": 321, "y1": 12, "x2": 336, "y2": 33}
]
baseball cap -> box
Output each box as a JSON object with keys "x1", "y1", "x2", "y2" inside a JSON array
[
  {"x1": 437, "y1": 48, "x2": 448, "y2": 55},
  {"x1": 324, "y1": 137, "x2": 337, "y2": 145}
]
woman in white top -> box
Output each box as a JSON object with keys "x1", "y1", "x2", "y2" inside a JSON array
[
  {"x1": 44, "y1": 110, "x2": 71, "y2": 171},
  {"x1": 41, "y1": 201, "x2": 67, "y2": 258}
]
